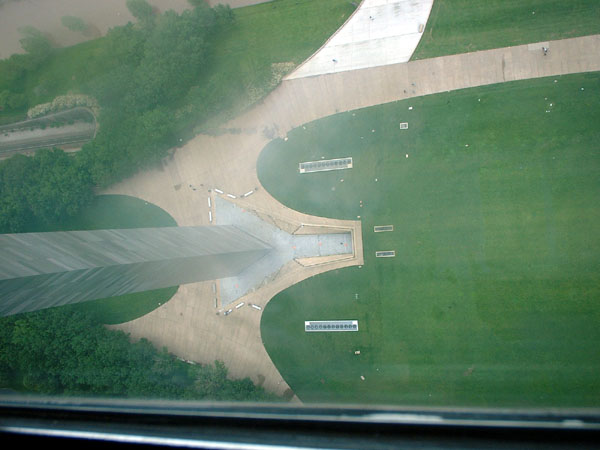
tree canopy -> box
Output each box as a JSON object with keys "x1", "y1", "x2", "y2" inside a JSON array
[
  {"x1": 0, "y1": 308, "x2": 277, "y2": 401},
  {"x1": 79, "y1": 2, "x2": 221, "y2": 186},
  {"x1": 0, "y1": 2, "x2": 227, "y2": 230},
  {"x1": 61, "y1": 16, "x2": 88, "y2": 34},
  {"x1": 0, "y1": 150, "x2": 93, "y2": 233},
  {"x1": 18, "y1": 26, "x2": 53, "y2": 62},
  {"x1": 126, "y1": 0, "x2": 155, "y2": 22}
]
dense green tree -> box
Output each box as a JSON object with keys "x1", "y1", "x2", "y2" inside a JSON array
[
  {"x1": 18, "y1": 26, "x2": 53, "y2": 62},
  {"x1": 0, "y1": 154, "x2": 36, "y2": 232},
  {"x1": 0, "y1": 90, "x2": 26, "y2": 110},
  {"x1": 130, "y1": 108, "x2": 175, "y2": 161},
  {"x1": 0, "y1": 309, "x2": 277, "y2": 401},
  {"x1": 128, "y1": 8, "x2": 213, "y2": 111},
  {"x1": 0, "y1": 149, "x2": 94, "y2": 233},
  {"x1": 87, "y1": 64, "x2": 137, "y2": 107},
  {"x1": 214, "y1": 4, "x2": 235, "y2": 25},
  {"x1": 61, "y1": 15, "x2": 88, "y2": 34},
  {"x1": 1, "y1": 1, "x2": 229, "y2": 219},
  {"x1": 27, "y1": 149, "x2": 94, "y2": 224},
  {"x1": 78, "y1": 3, "x2": 221, "y2": 187},
  {"x1": 101, "y1": 22, "x2": 147, "y2": 68},
  {"x1": 0, "y1": 54, "x2": 27, "y2": 89},
  {"x1": 126, "y1": 0, "x2": 155, "y2": 23}
]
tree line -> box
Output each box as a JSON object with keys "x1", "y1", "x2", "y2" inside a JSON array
[
  {"x1": 0, "y1": 308, "x2": 276, "y2": 401},
  {"x1": 0, "y1": 150, "x2": 93, "y2": 232}
]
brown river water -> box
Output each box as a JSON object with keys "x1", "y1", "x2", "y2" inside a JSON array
[{"x1": 0, "y1": 0, "x2": 270, "y2": 59}]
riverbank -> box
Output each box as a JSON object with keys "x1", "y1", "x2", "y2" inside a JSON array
[{"x1": 0, "y1": 0, "x2": 191, "y2": 58}]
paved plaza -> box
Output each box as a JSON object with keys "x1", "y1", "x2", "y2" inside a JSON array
[{"x1": 215, "y1": 197, "x2": 352, "y2": 306}]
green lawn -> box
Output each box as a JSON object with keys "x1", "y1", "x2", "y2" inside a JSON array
[
  {"x1": 258, "y1": 72, "x2": 600, "y2": 407},
  {"x1": 36, "y1": 194, "x2": 179, "y2": 325},
  {"x1": 413, "y1": 0, "x2": 600, "y2": 60},
  {"x1": 180, "y1": 0, "x2": 355, "y2": 132},
  {"x1": 28, "y1": 193, "x2": 177, "y2": 232}
]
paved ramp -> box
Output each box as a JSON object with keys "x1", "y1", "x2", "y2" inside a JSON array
[
  {"x1": 287, "y1": 0, "x2": 434, "y2": 79},
  {"x1": 214, "y1": 197, "x2": 352, "y2": 306}
]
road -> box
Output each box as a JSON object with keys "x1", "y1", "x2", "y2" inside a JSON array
[
  {"x1": 0, "y1": 108, "x2": 96, "y2": 158},
  {"x1": 0, "y1": 128, "x2": 95, "y2": 157}
]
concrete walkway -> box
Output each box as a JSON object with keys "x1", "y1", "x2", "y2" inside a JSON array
[
  {"x1": 108, "y1": 33, "x2": 600, "y2": 400},
  {"x1": 287, "y1": 0, "x2": 434, "y2": 79},
  {"x1": 235, "y1": 34, "x2": 600, "y2": 134}
]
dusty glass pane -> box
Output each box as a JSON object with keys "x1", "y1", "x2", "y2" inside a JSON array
[{"x1": 0, "y1": 0, "x2": 599, "y2": 413}]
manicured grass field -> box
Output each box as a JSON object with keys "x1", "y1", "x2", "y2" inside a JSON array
[
  {"x1": 182, "y1": 0, "x2": 355, "y2": 131},
  {"x1": 39, "y1": 194, "x2": 179, "y2": 325},
  {"x1": 413, "y1": 0, "x2": 600, "y2": 60},
  {"x1": 29, "y1": 193, "x2": 177, "y2": 232},
  {"x1": 258, "y1": 72, "x2": 600, "y2": 407}
]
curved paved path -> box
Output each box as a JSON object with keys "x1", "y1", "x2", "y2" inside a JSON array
[
  {"x1": 233, "y1": 35, "x2": 600, "y2": 134},
  {"x1": 107, "y1": 33, "x2": 600, "y2": 400}
]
